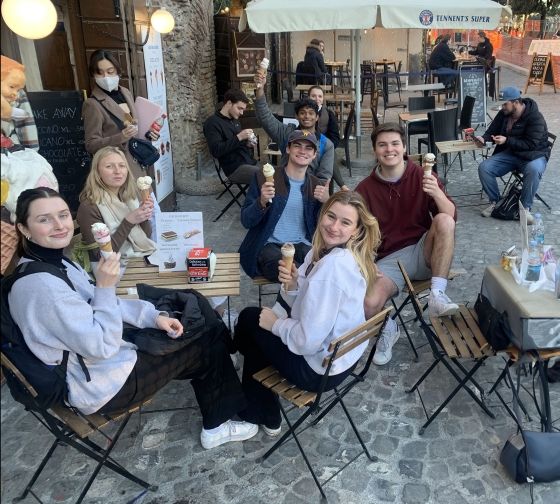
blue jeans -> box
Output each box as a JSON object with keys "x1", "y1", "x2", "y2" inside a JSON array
[{"x1": 478, "y1": 152, "x2": 548, "y2": 209}]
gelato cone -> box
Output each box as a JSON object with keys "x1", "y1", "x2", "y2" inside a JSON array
[
  {"x1": 91, "y1": 223, "x2": 113, "y2": 257},
  {"x1": 256, "y1": 58, "x2": 270, "y2": 88},
  {"x1": 263, "y1": 163, "x2": 275, "y2": 183},
  {"x1": 137, "y1": 176, "x2": 152, "y2": 203},
  {"x1": 281, "y1": 242, "x2": 296, "y2": 290},
  {"x1": 423, "y1": 153, "x2": 436, "y2": 177}
]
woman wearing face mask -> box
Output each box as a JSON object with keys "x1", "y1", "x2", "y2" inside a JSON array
[{"x1": 82, "y1": 50, "x2": 158, "y2": 181}]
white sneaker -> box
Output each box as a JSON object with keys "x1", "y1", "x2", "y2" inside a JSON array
[
  {"x1": 262, "y1": 425, "x2": 282, "y2": 437},
  {"x1": 481, "y1": 202, "x2": 496, "y2": 217},
  {"x1": 200, "y1": 420, "x2": 258, "y2": 450},
  {"x1": 525, "y1": 211, "x2": 534, "y2": 225},
  {"x1": 373, "y1": 318, "x2": 400, "y2": 366},
  {"x1": 428, "y1": 289, "x2": 459, "y2": 318}
]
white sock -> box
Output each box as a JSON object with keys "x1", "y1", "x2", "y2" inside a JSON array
[{"x1": 431, "y1": 277, "x2": 448, "y2": 293}]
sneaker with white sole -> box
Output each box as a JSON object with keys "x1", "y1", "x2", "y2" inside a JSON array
[
  {"x1": 428, "y1": 289, "x2": 459, "y2": 318},
  {"x1": 481, "y1": 202, "x2": 496, "y2": 217},
  {"x1": 373, "y1": 318, "x2": 400, "y2": 366},
  {"x1": 200, "y1": 420, "x2": 258, "y2": 450},
  {"x1": 262, "y1": 425, "x2": 282, "y2": 437}
]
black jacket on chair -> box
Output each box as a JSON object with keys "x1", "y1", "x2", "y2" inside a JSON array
[
  {"x1": 482, "y1": 98, "x2": 549, "y2": 162},
  {"x1": 203, "y1": 111, "x2": 257, "y2": 177}
]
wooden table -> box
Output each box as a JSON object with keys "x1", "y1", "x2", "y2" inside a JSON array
[
  {"x1": 325, "y1": 61, "x2": 347, "y2": 88},
  {"x1": 116, "y1": 253, "x2": 241, "y2": 299},
  {"x1": 435, "y1": 139, "x2": 489, "y2": 181}
]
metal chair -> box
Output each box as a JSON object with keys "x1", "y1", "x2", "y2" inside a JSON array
[
  {"x1": 1, "y1": 353, "x2": 157, "y2": 503},
  {"x1": 342, "y1": 103, "x2": 356, "y2": 177},
  {"x1": 213, "y1": 159, "x2": 249, "y2": 222},
  {"x1": 397, "y1": 262, "x2": 497, "y2": 435},
  {"x1": 500, "y1": 132, "x2": 556, "y2": 211},
  {"x1": 407, "y1": 95, "x2": 435, "y2": 153},
  {"x1": 360, "y1": 63, "x2": 373, "y2": 104},
  {"x1": 253, "y1": 308, "x2": 392, "y2": 502}
]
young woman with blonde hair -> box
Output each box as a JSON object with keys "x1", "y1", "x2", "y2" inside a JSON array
[
  {"x1": 76, "y1": 146, "x2": 156, "y2": 273},
  {"x1": 233, "y1": 191, "x2": 381, "y2": 434}
]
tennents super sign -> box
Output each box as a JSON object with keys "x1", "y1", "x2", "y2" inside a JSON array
[{"x1": 418, "y1": 9, "x2": 494, "y2": 27}]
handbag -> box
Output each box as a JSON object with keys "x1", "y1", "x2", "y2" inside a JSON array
[
  {"x1": 491, "y1": 184, "x2": 520, "y2": 220},
  {"x1": 496, "y1": 365, "x2": 560, "y2": 490},
  {"x1": 92, "y1": 97, "x2": 160, "y2": 167},
  {"x1": 473, "y1": 292, "x2": 513, "y2": 350}
]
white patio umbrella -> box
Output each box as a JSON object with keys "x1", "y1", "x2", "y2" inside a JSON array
[{"x1": 240, "y1": 0, "x2": 508, "y2": 157}]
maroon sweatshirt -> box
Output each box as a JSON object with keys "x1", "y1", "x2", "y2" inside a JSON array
[{"x1": 356, "y1": 160, "x2": 456, "y2": 259}]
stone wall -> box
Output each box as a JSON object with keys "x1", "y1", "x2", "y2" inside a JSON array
[{"x1": 159, "y1": 0, "x2": 218, "y2": 194}]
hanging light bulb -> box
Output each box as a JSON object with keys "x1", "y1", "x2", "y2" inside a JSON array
[
  {"x1": 1, "y1": 0, "x2": 57, "y2": 40},
  {"x1": 151, "y1": 8, "x2": 175, "y2": 34}
]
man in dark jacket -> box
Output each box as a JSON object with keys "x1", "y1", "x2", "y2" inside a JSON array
[
  {"x1": 239, "y1": 130, "x2": 329, "y2": 280},
  {"x1": 468, "y1": 31, "x2": 493, "y2": 66},
  {"x1": 203, "y1": 89, "x2": 259, "y2": 184},
  {"x1": 476, "y1": 87, "x2": 549, "y2": 223},
  {"x1": 428, "y1": 35, "x2": 457, "y2": 87}
]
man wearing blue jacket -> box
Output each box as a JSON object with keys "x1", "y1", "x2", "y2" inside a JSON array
[{"x1": 239, "y1": 131, "x2": 329, "y2": 281}]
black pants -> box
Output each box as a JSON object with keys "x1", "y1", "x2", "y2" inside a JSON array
[
  {"x1": 99, "y1": 330, "x2": 246, "y2": 429},
  {"x1": 257, "y1": 242, "x2": 310, "y2": 282},
  {"x1": 233, "y1": 307, "x2": 354, "y2": 428}
]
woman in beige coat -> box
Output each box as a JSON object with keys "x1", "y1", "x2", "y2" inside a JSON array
[{"x1": 82, "y1": 49, "x2": 158, "y2": 180}]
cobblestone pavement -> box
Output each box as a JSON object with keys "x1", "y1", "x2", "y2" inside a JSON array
[{"x1": 1, "y1": 66, "x2": 559, "y2": 504}]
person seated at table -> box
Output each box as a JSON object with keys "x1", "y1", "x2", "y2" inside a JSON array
[
  {"x1": 303, "y1": 38, "x2": 328, "y2": 85},
  {"x1": 254, "y1": 73, "x2": 334, "y2": 184},
  {"x1": 475, "y1": 87, "x2": 549, "y2": 225},
  {"x1": 203, "y1": 88, "x2": 260, "y2": 185},
  {"x1": 308, "y1": 85, "x2": 349, "y2": 192},
  {"x1": 428, "y1": 34, "x2": 457, "y2": 88},
  {"x1": 234, "y1": 190, "x2": 381, "y2": 433},
  {"x1": 239, "y1": 130, "x2": 329, "y2": 281},
  {"x1": 356, "y1": 123, "x2": 458, "y2": 365},
  {"x1": 76, "y1": 146, "x2": 156, "y2": 274},
  {"x1": 468, "y1": 31, "x2": 493, "y2": 68},
  {"x1": 9, "y1": 187, "x2": 258, "y2": 449}
]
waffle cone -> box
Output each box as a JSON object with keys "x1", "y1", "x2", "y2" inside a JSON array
[
  {"x1": 99, "y1": 242, "x2": 113, "y2": 253},
  {"x1": 140, "y1": 188, "x2": 151, "y2": 203},
  {"x1": 265, "y1": 176, "x2": 274, "y2": 183},
  {"x1": 282, "y1": 256, "x2": 294, "y2": 291}
]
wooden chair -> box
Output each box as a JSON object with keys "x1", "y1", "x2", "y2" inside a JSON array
[
  {"x1": 0, "y1": 353, "x2": 157, "y2": 504},
  {"x1": 253, "y1": 307, "x2": 392, "y2": 502},
  {"x1": 390, "y1": 269, "x2": 461, "y2": 361},
  {"x1": 213, "y1": 158, "x2": 249, "y2": 222},
  {"x1": 252, "y1": 276, "x2": 279, "y2": 307},
  {"x1": 398, "y1": 262, "x2": 498, "y2": 434}
]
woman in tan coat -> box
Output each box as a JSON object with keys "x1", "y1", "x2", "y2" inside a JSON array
[{"x1": 82, "y1": 49, "x2": 158, "y2": 180}]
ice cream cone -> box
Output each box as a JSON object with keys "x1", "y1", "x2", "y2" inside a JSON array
[
  {"x1": 140, "y1": 188, "x2": 151, "y2": 203},
  {"x1": 256, "y1": 58, "x2": 270, "y2": 88},
  {"x1": 423, "y1": 153, "x2": 436, "y2": 177},
  {"x1": 100, "y1": 242, "x2": 113, "y2": 253},
  {"x1": 281, "y1": 242, "x2": 295, "y2": 291}
]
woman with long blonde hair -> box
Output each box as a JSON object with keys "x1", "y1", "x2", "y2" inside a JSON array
[
  {"x1": 233, "y1": 191, "x2": 381, "y2": 434},
  {"x1": 76, "y1": 146, "x2": 155, "y2": 273}
]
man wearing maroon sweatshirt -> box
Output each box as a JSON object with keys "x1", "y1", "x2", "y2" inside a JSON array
[{"x1": 356, "y1": 123, "x2": 458, "y2": 365}]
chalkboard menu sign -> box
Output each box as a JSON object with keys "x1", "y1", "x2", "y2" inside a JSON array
[
  {"x1": 524, "y1": 53, "x2": 557, "y2": 94},
  {"x1": 458, "y1": 65, "x2": 487, "y2": 127},
  {"x1": 27, "y1": 91, "x2": 90, "y2": 213}
]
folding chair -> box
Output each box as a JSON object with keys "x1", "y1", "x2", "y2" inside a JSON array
[
  {"x1": 252, "y1": 276, "x2": 279, "y2": 307},
  {"x1": 499, "y1": 132, "x2": 556, "y2": 211},
  {"x1": 398, "y1": 262, "x2": 497, "y2": 434},
  {"x1": 253, "y1": 307, "x2": 392, "y2": 502},
  {"x1": 0, "y1": 353, "x2": 157, "y2": 504},
  {"x1": 213, "y1": 158, "x2": 249, "y2": 222},
  {"x1": 390, "y1": 270, "x2": 461, "y2": 362}
]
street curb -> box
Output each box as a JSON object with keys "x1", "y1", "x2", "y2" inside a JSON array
[{"x1": 497, "y1": 59, "x2": 529, "y2": 76}]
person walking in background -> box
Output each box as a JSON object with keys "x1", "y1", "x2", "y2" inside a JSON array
[
  {"x1": 234, "y1": 191, "x2": 381, "y2": 434},
  {"x1": 476, "y1": 87, "x2": 549, "y2": 224}
]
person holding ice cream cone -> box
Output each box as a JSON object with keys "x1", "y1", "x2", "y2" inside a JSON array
[
  {"x1": 239, "y1": 130, "x2": 330, "y2": 282},
  {"x1": 76, "y1": 146, "x2": 155, "y2": 276}
]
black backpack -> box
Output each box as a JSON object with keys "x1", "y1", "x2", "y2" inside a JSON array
[
  {"x1": 491, "y1": 185, "x2": 520, "y2": 221},
  {"x1": 1, "y1": 261, "x2": 88, "y2": 410}
]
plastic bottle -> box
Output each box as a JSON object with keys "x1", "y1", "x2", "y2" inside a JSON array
[
  {"x1": 531, "y1": 213, "x2": 545, "y2": 257},
  {"x1": 525, "y1": 240, "x2": 542, "y2": 282},
  {"x1": 145, "y1": 114, "x2": 166, "y2": 139}
]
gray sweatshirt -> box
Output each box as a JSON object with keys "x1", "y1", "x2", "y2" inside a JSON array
[
  {"x1": 9, "y1": 258, "x2": 162, "y2": 414},
  {"x1": 254, "y1": 95, "x2": 334, "y2": 181}
]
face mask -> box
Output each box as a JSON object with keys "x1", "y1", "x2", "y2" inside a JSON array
[{"x1": 95, "y1": 75, "x2": 119, "y2": 92}]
